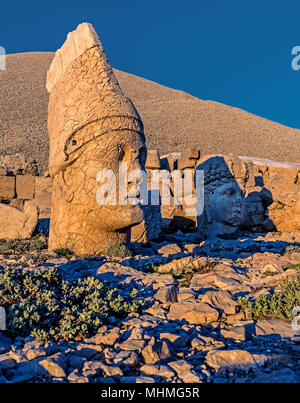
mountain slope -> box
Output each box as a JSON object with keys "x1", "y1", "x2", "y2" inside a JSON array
[{"x1": 0, "y1": 52, "x2": 299, "y2": 172}]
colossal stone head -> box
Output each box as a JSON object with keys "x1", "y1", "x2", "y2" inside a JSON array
[
  {"x1": 46, "y1": 23, "x2": 146, "y2": 255},
  {"x1": 195, "y1": 155, "x2": 249, "y2": 237}
]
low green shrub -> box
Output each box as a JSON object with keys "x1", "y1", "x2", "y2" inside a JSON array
[
  {"x1": 152, "y1": 261, "x2": 216, "y2": 287},
  {"x1": 176, "y1": 264, "x2": 215, "y2": 287},
  {"x1": 283, "y1": 245, "x2": 300, "y2": 255},
  {"x1": 0, "y1": 266, "x2": 143, "y2": 342},
  {"x1": 53, "y1": 248, "x2": 73, "y2": 260},
  {"x1": 282, "y1": 263, "x2": 300, "y2": 271},
  {"x1": 238, "y1": 276, "x2": 300, "y2": 321},
  {"x1": 262, "y1": 270, "x2": 278, "y2": 277},
  {"x1": 0, "y1": 238, "x2": 48, "y2": 254},
  {"x1": 106, "y1": 243, "x2": 132, "y2": 258}
]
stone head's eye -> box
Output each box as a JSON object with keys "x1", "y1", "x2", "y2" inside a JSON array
[
  {"x1": 72, "y1": 140, "x2": 77, "y2": 146},
  {"x1": 224, "y1": 189, "x2": 233, "y2": 196}
]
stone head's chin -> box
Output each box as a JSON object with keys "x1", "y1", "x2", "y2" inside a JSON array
[
  {"x1": 224, "y1": 210, "x2": 244, "y2": 227},
  {"x1": 99, "y1": 204, "x2": 144, "y2": 232},
  {"x1": 119, "y1": 204, "x2": 144, "y2": 228}
]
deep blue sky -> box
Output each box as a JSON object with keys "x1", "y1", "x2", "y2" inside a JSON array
[{"x1": 1, "y1": 0, "x2": 300, "y2": 130}]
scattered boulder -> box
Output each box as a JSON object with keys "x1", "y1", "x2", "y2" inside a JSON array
[
  {"x1": 206, "y1": 349, "x2": 258, "y2": 371},
  {"x1": 255, "y1": 319, "x2": 300, "y2": 340},
  {"x1": 39, "y1": 353, "x2": 67, "y2": 378},
  {"x1": 142, "y1": 337, "x2": 172, "y2": 364},
  {"x1": 157, "y1": 243, "x2": 182, "y2": 257},
  {"x1": 89, "y1": 327, "x2": 120, "y2": 346},
  {"x1": 140, "y1": 364, "x2": 175, "y2": 378},
  {"x1": 220, "y1": 325, "x2": 248, "y2": 342},
  {"x1": 68, "y1": 369, "x2": 89, "y2": 383},
  {"x1": 167, "y1": 301, "x2": 219, "y2": 324},
  {"x1": 201, "y1": 290, "x2": 239, "y2": 315},
  {"x1": 0, "y1": 203, "x2": 38, "y2": 240},
  {"x1": 168, "y1": 360, "x2": 193, "y2": 375},
  {"x1": 155, "y1": 285, "x2": 177, "y2": 303},
  {"x1": 178, "y1": 369, "x2": 204, "y2": 383}
]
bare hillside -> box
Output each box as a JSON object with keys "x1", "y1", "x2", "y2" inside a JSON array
[{"x1": 0, "y1": 52, "x2": 299, "y2": 172}]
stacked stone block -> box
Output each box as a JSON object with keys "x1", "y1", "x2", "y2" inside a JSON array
[{"x1": 0, "y1": 154, "x2": 52, "y2": 219}]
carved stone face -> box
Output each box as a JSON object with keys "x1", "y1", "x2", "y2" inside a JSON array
[
  {"x1": 209, "y1": 182, "x2": 245, "y2": 227},
  {"x1": 195, "y1": 155, "x2": 249, "y2": 237},
  {"x1": 47, "y1": 23, "x2": 149, "y2": 254},
  {"x1": 62, "y1": 129, "x2": 146, "y2": 232}
]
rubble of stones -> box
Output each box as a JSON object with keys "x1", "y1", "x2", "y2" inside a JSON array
[
  {"x1": 0, "y1": 23, "x2": 299, "y2": 384},
  {"x1": 0, "y1": 231, "x2": 299, "y2": 383}
]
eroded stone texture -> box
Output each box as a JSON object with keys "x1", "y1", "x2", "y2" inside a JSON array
[{"x1": 46, "y1": 23, "x2": 147, "y2": 255}]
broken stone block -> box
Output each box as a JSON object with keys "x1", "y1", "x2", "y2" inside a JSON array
[
  {"x1": 220, "y1": 326, "x2": 247, "y2": 342},
  {"x1": 140, "y1": 364, "x2": 175, "y2": 378},
  {"x1": 201, "y1": 290, "x2": 239, "y2": 315},
  {"x1": 0, "y1": 153, "x2": 38, "y2": 176},
  {"x1": 145, "y1": 150, "x2": 161, "y2": 169},
  {"x1": 155, "y1": 285, "x2": 177, "y2": 303},
  {"x1": 206, "y1": 349, "x2": 257, "y2": 371},
  {"x1": 177, "y1": 157, "x2": 196, "y2": 170},
  {"x1": 0, "y1": 203, "x2": 38, "y2": 240},
  {"x1": 178, "y1": 369, "x2": 204, "y2": 383},
  {"x1": 142, "y1": 337, "x2": 172, "y2": 364},
  {"x1": 39, "y1": 353, "x2": 67, "y2": 378},
  {"x1": 167, "y1": 301, "x2": 219, "y2": 324},
  {"x1": 16, "y1": 175, "x2": 35, "y2": 200},
  {"x1": 0, "y1": 176, "x2": 15, "y2": 201},
  {"x1": 157, "y1": 243, "x2": 182, "y2": 257},
  {"x1": 177, "y1": 148, "x2": 200, "y2": 170},
  {"x1": 130, "y1": 205, "x2": 162, "y2": 243},
  {"x1": 34, "y1": 176, "x2": 53, "y2": 198},
  {"x1": 168, "y1": 359, "x2": 193, "y2": 374},
  {"x1": 25, "y1": 192, "x2": 52, "y2": 219}
]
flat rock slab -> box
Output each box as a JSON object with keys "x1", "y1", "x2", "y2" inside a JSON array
[
  {"x1": 167, "y1": 301, "x2": 219, "y2": 324},
  {"x1": 255, "y1": 319, "x2": 300, "y2": 340},
  {"x1": 39, "y1": 353, "x2": 67, "y2": 378},
  {"x1": 201, "y1": 289, "x2": 238, "y2": 315},
  {"x1": 156, "y1": 244, "x2": 182, "y2": 257},
  {"x1": 206, "y1": 349, "x2": 258, "y2": 371},
  {"x1": 96, "y1": 263, "x2": 145, "y2": 286},
  {"x1": 206, "y1": 348, "x2": 290, "y2": 372}
]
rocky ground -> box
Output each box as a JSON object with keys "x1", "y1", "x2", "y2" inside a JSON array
[{"x1": 0, "y1": 231, "x2": 299, "y2": 383}]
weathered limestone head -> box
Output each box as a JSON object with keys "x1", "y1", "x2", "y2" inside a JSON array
[
  {"x1": 195, "y1": 155, "x2": 248, "y2": 237},
  {"x1": 46, "y1": 23, "x2": 146, "y2": 255}
]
